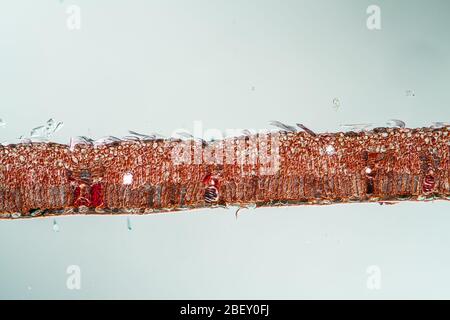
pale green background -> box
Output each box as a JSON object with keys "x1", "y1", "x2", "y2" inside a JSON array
[{"x1": 0, "y1": 0, "x2": 449, "y2": 299}]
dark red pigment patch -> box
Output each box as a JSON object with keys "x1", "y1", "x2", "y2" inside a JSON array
[
  {"x1": 90, "y1": 183, "x2": 104, "y2": 207},
  {"x1": 423, "y1": 174, "x2": 435, "y2": 194}
]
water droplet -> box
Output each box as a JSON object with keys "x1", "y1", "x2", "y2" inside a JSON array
[
  {"x1": 332, "y1": 98, "x2": 340, "y2": 110},
  {"x1": 0, "y1": 118, "x2": 5, "y2": 127},
  {"x1": 405, "y1": 90, "x2": 415, "y2": 97},
  {"x1": 127, "y1": 217, "x2": 132, "y2": 231},
  {"x1": 53, "y1": 219, "x2": 60, "y2": 232}
]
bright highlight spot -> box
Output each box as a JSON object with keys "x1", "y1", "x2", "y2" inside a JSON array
[{"x1": 123, "y1": 173, "x2": 133, "y2": 185}]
